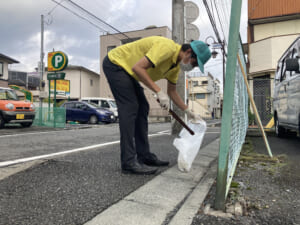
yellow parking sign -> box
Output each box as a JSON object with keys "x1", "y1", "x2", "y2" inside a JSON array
[{"x1": 48, "y1": 51, "x2": 68, "y2": 71}]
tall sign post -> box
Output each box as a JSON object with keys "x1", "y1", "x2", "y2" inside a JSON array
[{"x1": 47, "y1": 51, "x2": 68, "y2": 127}]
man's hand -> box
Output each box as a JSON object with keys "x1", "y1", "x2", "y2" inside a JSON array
[
  {"x1": 156, "y1": 90, "x2": 170, "y2": 110},
  {"x1": 184, "y1": 108, "x2": 202, "y2": 122}
]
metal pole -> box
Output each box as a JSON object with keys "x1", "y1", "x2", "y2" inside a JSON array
[
  {"x1": 39, "y1": 15, "x2": 44, "y2": 125},
  {"x1": 171, "y1": 0, "x2": 185, "y2": 134},
  {"x1": 54, "y1": 79, "x2": 56, "y2": 128},
  {"x1": 215, "y1": 0, "x2": 242, "y2": 211},
  {"x1": 222, "y1": 42, "x2": 225, "y2": 92},
  {"x1": 237, "y1": 55, "x2": 273, "y2": 157}
]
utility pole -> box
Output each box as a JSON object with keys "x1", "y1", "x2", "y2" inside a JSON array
[
  {"x1": 39, "y1": 14, "x2": 45, "y2": 124},
  {"x1": 172, "y1": 0, "x2": 185, "y2": 135}
]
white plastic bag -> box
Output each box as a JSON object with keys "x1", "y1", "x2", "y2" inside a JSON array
[{"x1": 173, "y1": 120, "x2": 207, "y2": 172}]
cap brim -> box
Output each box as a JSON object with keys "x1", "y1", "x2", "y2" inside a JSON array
[{"x1": 197, "y1": 57, "x2": 204, "y2": 73}]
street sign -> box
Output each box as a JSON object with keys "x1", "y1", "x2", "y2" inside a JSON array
[
  {"x1": 47, "y1": 72, "x2": 66, "y2": 80},
  {"x1": 212, "y1": 43, "x2": 223, "y2": 49},
  {"x1": 48, "y1": 51, "x2": 68, "y2": 71},
  {"x1": 184, "y1": 1, "x2": 199, "y2": 23},
  {"x1": 186, "y1": 24, "x2": 200, "y2": 42}
]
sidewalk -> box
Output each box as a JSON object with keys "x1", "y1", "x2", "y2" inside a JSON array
[{"x1": 84, "y1": 139, "x2": 220, "y2": 225}]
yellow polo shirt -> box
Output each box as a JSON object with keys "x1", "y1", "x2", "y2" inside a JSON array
[{"x1": 108, "y1": 36, "x2": 181, "y2": 84}]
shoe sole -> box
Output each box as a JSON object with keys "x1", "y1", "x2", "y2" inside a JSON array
[
  {"x1": 121, "y1": 169, "x2": 158, "y2": 175},
  {"x1": 143, "y1": 162, "x2": 169, "y2": 167}
]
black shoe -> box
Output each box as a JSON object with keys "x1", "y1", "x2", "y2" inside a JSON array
[
  {"x1": 122, "y1": 161, "x2": 158, "y2": 175},
  {"x1": 140, "y1": 153, "x2": 169, "y2": 167}
]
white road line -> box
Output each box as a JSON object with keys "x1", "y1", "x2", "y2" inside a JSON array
[
  {"x1": 0, "y1": 130, "x2": 69, "y2": 138},
  {"x1": 0, "y1": 132, "x2": 169, "y2": 168}
]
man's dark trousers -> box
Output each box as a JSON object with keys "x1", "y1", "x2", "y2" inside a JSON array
[{"x1": 102, "y1": 56, "x2": 151, "y2": 168}]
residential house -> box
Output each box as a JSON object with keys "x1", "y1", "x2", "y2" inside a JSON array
[
  {"x1": 0, "y1": 53, "x2": 19, "y2": 87},
  {"x1": 187, "y1": 72, "x2": 222, "y2": 119},
  {"x1": 44, "y1": 65, "x2": 100, "y2": 102},
  {"x1": 247, "y1": 0, "x2": 300, "y2": 124}
]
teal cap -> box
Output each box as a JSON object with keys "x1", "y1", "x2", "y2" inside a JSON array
[{"x1": 190, "y1": 40, "x2": 211, "y2": 73}]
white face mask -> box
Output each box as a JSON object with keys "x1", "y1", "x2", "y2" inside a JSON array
[{"x1": 180, "y1": 62, "x2": 194, "y2": 71}]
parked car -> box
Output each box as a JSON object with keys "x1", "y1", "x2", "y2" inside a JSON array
[
  {"x1": 273, "y1": 35, "x2": 300, "y2": 137},
  {"x1": 0, "y1": 87, "x2": 35, "y2": 128},
  {"x1": 61, "y1": 101, "x2": 115, "y2": 124},
  {"x1": 80, "y1": 97, "x2": 118, "y2": 122}
]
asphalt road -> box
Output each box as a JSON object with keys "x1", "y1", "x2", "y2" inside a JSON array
[{"x1": 0, "y1": 122, "x2": 220, "y2": 225}]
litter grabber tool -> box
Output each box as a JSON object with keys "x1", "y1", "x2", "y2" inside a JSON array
[
  {"x1": 168, "y1": 108, "x2": 195, "y2": 135},
  {"x1": 153, "y1": 94, "x2": 194, "y2": 135}
]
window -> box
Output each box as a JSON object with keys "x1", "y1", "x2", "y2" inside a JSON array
[
  {"x1": 291, "y1": 48, "x2": 299, "y2": 77},
  {"x1": 65, "y1": 103, "x2": 75, "y2": 109},
  {"x1": 202, "y1": 81, "x2": 208, "y2": 85},
  {"x1": 101, "y1": 100, "x2": 110, "y2": 108},
  {"x1": 195, "y1": 93, "x2": 205, "y2": 99},
  {"x1": 107, "y1": 45, "x2": 116, "y2": 52},
  {"x1": 90, "y1": 79, "x2": 93, "y2": 86},
  {"x1": 76, "y1": 103, "x2": 87, "y2": 109},
  {"x1": 91, "y1": 100, "x2": 99, "y2": 105},
  {"x1": 192, "y1": 81, "x2": 198, "y2": 87},
  {"x1": 0, "y1": 62, "x2": 3, "y2": 76},
  {"x1": 280, "y1": 58, "x2": 287, "y2": 82}
]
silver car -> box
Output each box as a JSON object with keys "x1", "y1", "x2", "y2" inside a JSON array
[{"x1": 273, "y1": 36, "x2": 300, "y2": 137}]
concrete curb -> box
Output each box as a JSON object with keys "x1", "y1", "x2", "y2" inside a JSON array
[{"x1": 85, "y1": 138, "x2": 220, "y2": 225}]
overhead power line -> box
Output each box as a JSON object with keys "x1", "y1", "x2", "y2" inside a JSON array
[
  {"x1": 51, "y1": 0, "x2": 133, "y2": 41},
  {"x1": 202, "y1": 0, "x2": 227, "y2": 56}
]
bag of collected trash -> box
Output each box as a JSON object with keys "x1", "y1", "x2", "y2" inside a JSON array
[{"x1": 173, "y1": 120, "x2": 207, "y2": 172}]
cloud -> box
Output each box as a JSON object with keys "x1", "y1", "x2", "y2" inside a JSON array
[{"x1": 2, "y1": 0, "x2": 247, "y2": 81}]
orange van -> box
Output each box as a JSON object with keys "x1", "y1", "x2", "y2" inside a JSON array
[{"x1": 0, "y1": 87, "x2": 35, "y2": 128}]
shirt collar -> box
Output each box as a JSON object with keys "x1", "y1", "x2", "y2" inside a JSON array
[{"x1": 172, "y1": 43, "x2": 182, "y2": 65}]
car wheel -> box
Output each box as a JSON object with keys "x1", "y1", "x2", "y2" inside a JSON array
[
  {"x1": 275, "y1": 117, "x2": 285, "y2": 138},
  {"x1": 89, "y1": 115, "x2": 98, "y2": 124},
  {"x1": 0, "y1": 114, "x2": 5, "y2": 129},
  {"x1": 21, "y1": 122, "x2": 33, "y2": 128}
]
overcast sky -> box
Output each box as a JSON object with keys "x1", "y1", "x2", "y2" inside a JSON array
[{"x1": 0, "y1": 0, "x2": 247, "y2": 87}]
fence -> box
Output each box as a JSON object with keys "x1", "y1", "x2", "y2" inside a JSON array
[
  {"x1": 33, "y1": 107, "x2": 66, "y2": 128},
  {"x1": 215, "y1": 0, "x2": 249, "y2": 210}
]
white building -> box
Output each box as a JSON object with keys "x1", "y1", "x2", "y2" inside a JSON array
[
  {"x1": 44, "y1": 65, "x2": 100, "y2": 101},
  {"x1": 187, "y1": 73, "x2": 222, "y2": 119}
]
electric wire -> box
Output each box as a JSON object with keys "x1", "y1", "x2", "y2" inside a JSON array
[
  {"x1": 213, "y1": 0, "x2": 228, "y2": 46},
  {"x1": 50, "y1": 0, "x2": 136, "y2": 44},
  {"x1": 63, "y1": 0, "x2": 132, "y2": 39},
  {"x1": 78, "y1": 0, "x2": 137, "y2": 32},
  {"x1": 51, "y1": 0, "x2": 108, "y2": 33}
]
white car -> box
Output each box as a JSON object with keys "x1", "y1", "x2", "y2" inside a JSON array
[{"x1": 273, "y1": 36, "x2": 300, "y2": 137}]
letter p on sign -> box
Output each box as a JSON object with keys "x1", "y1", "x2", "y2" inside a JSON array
[{"x1": 48, "y1": 51, "x2": 68, "y2": 71}]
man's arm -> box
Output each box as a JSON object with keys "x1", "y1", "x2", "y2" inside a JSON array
[
  {"x1": 132, "y1": 56, "x2": 161, "y2": 93},
  {"x1": 167, "y1": 82, "x2": 188, "y2": 111}
]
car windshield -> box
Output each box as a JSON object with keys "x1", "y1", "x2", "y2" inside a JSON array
[
  {"x1": 108, "y1": 100, "x2": 117, "y2": 108},
  {"x1": 0, "y1": 89, "x2": 19, "y2": 100}
]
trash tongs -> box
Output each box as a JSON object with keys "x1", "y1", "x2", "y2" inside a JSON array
[{"x1": 154, "y1": 95, "x2": 195, "y2": 135}]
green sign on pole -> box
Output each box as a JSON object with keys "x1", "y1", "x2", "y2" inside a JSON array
[{"x1": 47, "y1": 72, "x2": 66, "y2": 80}]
